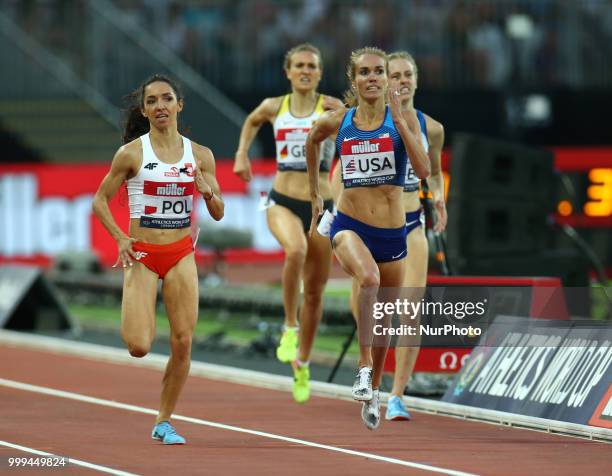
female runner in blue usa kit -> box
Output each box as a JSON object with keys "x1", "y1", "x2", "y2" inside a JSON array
[
  {"x1": 306, "y1": 47, "x2": 430, "y2": 430},
  {"x1": 233, "y1": 44, "x2": 342, "y2": 403},
  {"x1": 329, "y1": 51, "x2": 447, "y2": 421},
  {"x1": 92, "y1": 74, "x2": 224, "y2": 444}
]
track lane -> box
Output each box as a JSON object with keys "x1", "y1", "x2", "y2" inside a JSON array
[{"x1": 1, "y1": 344, "x2": 610, "y2": 475}]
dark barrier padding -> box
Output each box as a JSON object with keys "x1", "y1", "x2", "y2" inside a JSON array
[{"x1": 0, "y1": 265, "x2": 76, "y2": 333}]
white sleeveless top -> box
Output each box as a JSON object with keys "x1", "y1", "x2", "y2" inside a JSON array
[
  {"x1": 273, "y1": 94, "x2": 334, "y2": 172},
  {"x1": 127, "y1": 133, "x2": 195, "y2": 229}
]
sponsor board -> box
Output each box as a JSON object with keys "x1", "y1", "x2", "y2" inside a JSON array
[
  {"x1": 588, "y1": 384, "x2": 612, "y2": 429},
  {"x1": 0, "y1": 162, "x2": 279, "y2": 267},
  {"x1": 443, "y1": 315, "x2": 612, "y2": 427},
  {"x1": 384, "y1": 347, "x2": 472, "y2": 373}
]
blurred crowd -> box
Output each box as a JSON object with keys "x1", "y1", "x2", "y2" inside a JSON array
[{"x1": 4, "y1": 0, "x2": 612, "y2": 92}]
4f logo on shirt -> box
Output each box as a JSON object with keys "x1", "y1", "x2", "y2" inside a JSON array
[
  {"x1": 134, "y1": 251, "x2": 148, "y2": 260},
  {"x1": 144, "y1": 163, "x2": 157, "y2": 170}
]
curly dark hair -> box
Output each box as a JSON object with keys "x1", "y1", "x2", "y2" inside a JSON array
[{"x1": 121, "y1": 74, "x2": 184, "y2": 144}]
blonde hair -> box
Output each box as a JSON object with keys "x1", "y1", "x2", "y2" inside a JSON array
[
  {"x1": 388, "y1": 50, "x2": 419, "y2": 76},
  {"x1": 343, "y1": 46, "x2": 388, "y2": 107},
  {"x1": 283, "y1": 43, "x2": 323, "y2": 71}
]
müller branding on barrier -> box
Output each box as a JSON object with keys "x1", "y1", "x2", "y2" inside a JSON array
[
  {"x1": 0, "y1": 174, "x2": 93, "y2": 256},
  {"x1": 0, "y1": 165, "x2": 279, "y2": 266}
]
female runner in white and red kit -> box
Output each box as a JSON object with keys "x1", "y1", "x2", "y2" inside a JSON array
[{"x1": 93, "y1": 74, "x2": 224, "y2": 445}]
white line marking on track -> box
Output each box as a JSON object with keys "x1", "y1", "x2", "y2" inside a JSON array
[
  {"x1": 0, "y1": 440, "x2": 139, "y2": 476},
  {"x1": 0, "y1": 378, "x2": 477, "y2": 476}
]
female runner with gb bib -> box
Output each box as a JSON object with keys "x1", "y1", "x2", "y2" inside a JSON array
[{"x1": 233, "y1": 44, "x2": 342, "y2": 403}]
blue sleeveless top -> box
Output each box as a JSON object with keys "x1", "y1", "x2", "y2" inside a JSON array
[
  {"x1": 335, "y1": 106, "x2": 407, "y2": 189},
  {"x1": 403, "y1": 109, "x2": 429, "y2": 192}
]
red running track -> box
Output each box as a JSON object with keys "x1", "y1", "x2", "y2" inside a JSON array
[{"x1": 0, "y1": 344, "x2": 610, "y2": 475}]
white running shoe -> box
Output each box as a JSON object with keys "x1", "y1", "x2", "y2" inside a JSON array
[
  {"x1": 352, "y1": 367, "x2": 373, "y2": 401},
  {"x1": 361, "y1": 389, "x2": 381, "y2": 430}
]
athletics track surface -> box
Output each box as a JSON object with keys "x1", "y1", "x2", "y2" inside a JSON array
[{"x1": 0, "y1": 336, "x2": 610, "y2": 476}]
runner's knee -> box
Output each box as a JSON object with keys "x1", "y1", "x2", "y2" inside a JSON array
[
  {"x1": 303, "y1": 284, "x2": 324, "y2": 307},
  {"x1": 359, "y1": 269, "x2": 380, "y2": 290},
  {"x1": 127, "y1": 342, "x2": 150, "y2": 358},
  {"x1": 170, "y1": 332, "x2": 192, "y2": 360},
  {"x1": 285, "y1": 246, "x2": 307, "y2": 266}
]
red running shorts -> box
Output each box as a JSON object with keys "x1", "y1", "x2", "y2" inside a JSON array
[{"x1": 132, "y1": 235, "x2": 194, "y2": 278}]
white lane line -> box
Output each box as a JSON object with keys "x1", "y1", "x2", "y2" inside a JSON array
[
  {"x1": 0, "y1": 440, "x2": 139, "y2": 476},
  {"x1": 0, "y1": 378, "x2": 477, "y2": 476}
]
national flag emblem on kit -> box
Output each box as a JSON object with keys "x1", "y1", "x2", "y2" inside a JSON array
[
  {"x1": 280, "y1": 145, "x2": 288, "y2": 160},
  {"x1": 344, "y1": 159, "x2": 356, "y2": 174}
]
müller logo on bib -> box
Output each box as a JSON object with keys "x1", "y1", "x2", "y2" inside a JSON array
[
  {"x1": 156, "y1": 184, "x2": 187, "y2": 196},
  {"x1": 144, "y1": 181, "x2": 194, "y2": 197},
  {"x1": 341, "y1": 136, "x2": 397, "y2": 187},
  {"x1": 276, "y1": 128, "x2": 309, "y2": 141},
  {"x1": 350, "y1": 140, "x2": 381, "y2": 154}
]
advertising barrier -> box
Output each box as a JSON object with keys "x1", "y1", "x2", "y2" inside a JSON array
[
  {"x1": 443, "y1": 315, "x2": 612, "y2": 428},
  {"x1": 0, "y1": 162, "x2": 277, "y2": 267}
]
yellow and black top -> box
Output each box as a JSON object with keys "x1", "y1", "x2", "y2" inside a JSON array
[{"x1": 273, "y1": 94, "x2": 334, "y2": 172}]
